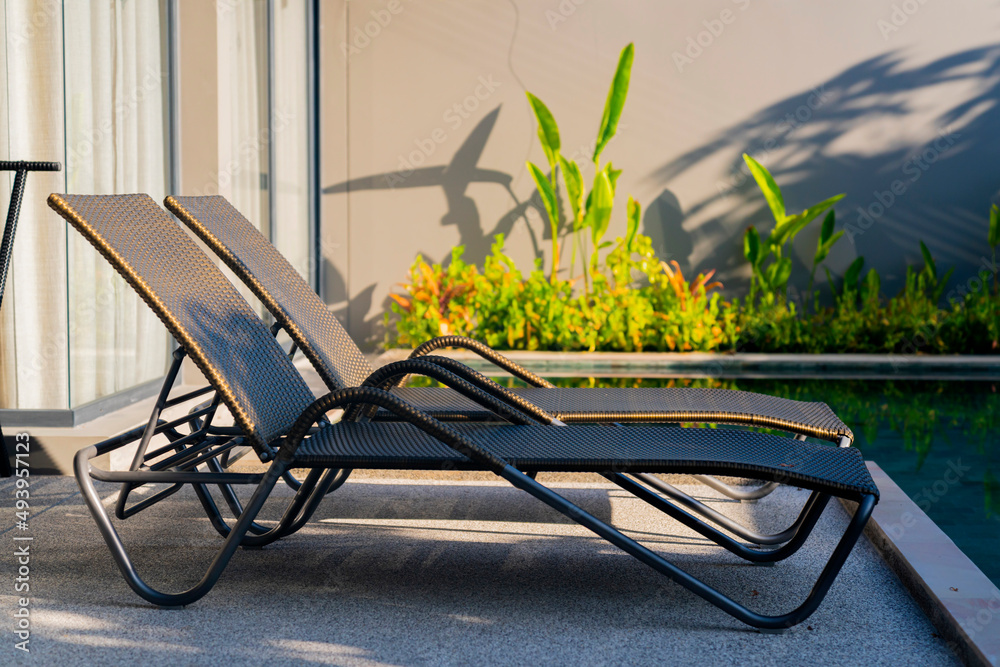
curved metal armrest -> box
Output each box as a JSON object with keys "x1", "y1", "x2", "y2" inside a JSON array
[
  {"x1": 348, "y1": 359, "x2": 539, "y2": 426},
  {"x1": 280, "y1": 386, "x2": 508, "y2": 474},
  {"x1": 409, "y1": 335, "x2": 553, "y2": 388},
  {"x1": 355, "y1": 356, "x2": 558, "y2": 426}
]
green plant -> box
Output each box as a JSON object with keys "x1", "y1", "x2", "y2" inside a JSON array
[
  {"x1": 990, "y1": 203, "x2": 999, "y2": 292},
  {"x1": 525, "y1": 43, "x2": 635, "y2": 291},
  {"x1": 386, "y1": 230, "x2": 737, "y2": 353},
  {"x1": 742, "y1": 153, "x2": 845, "y2": 305}
]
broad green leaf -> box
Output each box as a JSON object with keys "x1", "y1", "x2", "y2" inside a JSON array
[
  {"x1": 772, "y1": 194, "x2": 844, "y2": 246},
  {"x1": 989, "y1": 203, "x2": 999, "y2": 249},
  {"x1": 526, "y1": 161, "x2": 559, "y2": 240},
  {"x1": 586, "y1": 169, "x2": 614, "y2": 245},
  {"x1": 796, "y1": 194, "x2": 844, "y2": 232},
  {"x1": 814, "y1": 231, "x2": 844, "y2": 266},
  {"x1": 768, "y1": 256, "x2": 793, "y2": 289},
  {"x1": 864, "y1": 268, "x2": 881, "y2": 297},
  {"x1": 625, "y1": 196, "x2": 641, "y2": 251},
  {"x1": 605, "y1": 162, "x2": 623, "y2": 194},
  {"x1": 560, "y1": 156, "x2": 585, "y2": 227},
  {"x1": 526, "y1": 92, "x2": 560, "y2": 168},
  {"x1": 598, "y1": 241, "x2": 613, "y2": 249},
  {"x1": 743, "y1": 153, "x2": 785, "y2": 223},
  {"x1": 937, "y1": 266, "x2": 955, "y2": 302},
  {"x1": 540, "y1": 134, "x2": 556, "y2": 170},
  {"x1": 920, "y1": 241, "x2": 936, "y2": 280},
  {"x1": 820, "y1": 210, "x2": 835, "y2": 245},
  {"x1": 744, "y1": 226, "x2": 761, "y2": 266},
  {"x1": 593, "y1": 43, "x2": 634, "y2": 162},
  {"x1": 824, "y1": 267, "x2": 835, "y2": 295},
  {"x1": 770, "y1": 213, "x2": 807, "y2": 247},
  {"x1": 844, "y1": 256, "x2": 865, "y2": 286}
]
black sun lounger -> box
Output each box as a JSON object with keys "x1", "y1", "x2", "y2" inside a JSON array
[
  {"x1": 162, "y1": 194, "x2": 853, "y2": 446},
  {"x1": 50, "y1": 193, "x2": 877, "y2": 631}
]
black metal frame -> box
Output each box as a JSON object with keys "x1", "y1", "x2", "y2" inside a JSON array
[
  {"x1": 0, "y1": 161, "x2": 61, "y2": 477},
  {"x1": 96, "y1": 345, "x2": 821, "y2": 556},
  {"x1": 257, "y1": 329, "x2": 825, "y2": 541},
  {"x1": 75, "y1": 383, "x2": 877, "y2": 631}
]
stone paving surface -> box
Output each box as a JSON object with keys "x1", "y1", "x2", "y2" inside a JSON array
[{"x1": 1, "y1": 475, "x2": 959, "y2": 666}]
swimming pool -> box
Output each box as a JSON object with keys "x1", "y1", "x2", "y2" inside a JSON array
[
  {"x1": 536, "y1": 376, "x2": 999, "y2": 586},
  {"x1": 413, "y1": 368, "x2": 1000, "y2": 585}
]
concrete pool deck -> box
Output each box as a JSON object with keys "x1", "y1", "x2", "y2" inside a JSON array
[{"x1": 0, "y1": 475, "x2": 962, "y2": 665}]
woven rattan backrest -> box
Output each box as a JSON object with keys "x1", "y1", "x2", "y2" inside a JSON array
[
  {"x1": 48, "y1": 194, "x2": 316, "y2": 452},
  {"x1": 165, "y1": 195, "x2": 374, "y2": 391}
]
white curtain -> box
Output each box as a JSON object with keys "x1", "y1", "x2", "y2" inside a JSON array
[
  {"x1": 215, "y1": 0, "x2": 271, "y2": 318},
  {"x1": 217, "y1": 0, "x2": 269, "y2": 236},
  {"x1": 0, "y1": 0, "x2": 69, "y2": 411},
  {"x1": 63, "y1": 0, "x2": 170, "y2": 407},
  {"x1": 272, "y1": 0, "x2": 310, "y2": 280}
]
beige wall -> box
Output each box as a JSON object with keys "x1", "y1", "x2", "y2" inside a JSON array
[{"x1": 320, "y1": 0, "x2": 1000, "y2": 348}]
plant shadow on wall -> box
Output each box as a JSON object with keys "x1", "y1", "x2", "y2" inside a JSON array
[
  {"x1": 324, "y1": 105, "x2": 543, "y2": 267},
  {"x1": 322, "y1": 105, "x2": 553, "y2": 343},
  {"x1": 649, "y1": 45, "x2": 1000, "y2": 297}
]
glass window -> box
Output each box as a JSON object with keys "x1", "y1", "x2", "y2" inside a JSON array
[{"x1": 63, "y1": 0, "x2": 173, "y2": 407}]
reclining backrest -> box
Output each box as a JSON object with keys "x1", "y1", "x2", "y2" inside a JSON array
[
  {"x1": 164, "y1": 195, "x2": 374, "y2": 391},
  {"x1": 48, "y1": 193, "x2": 316, "y2": 453}
]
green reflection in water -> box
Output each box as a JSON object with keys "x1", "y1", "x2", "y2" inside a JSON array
[{"x1": 410, "y1": 374, "x2": 1000, "y2": 583}]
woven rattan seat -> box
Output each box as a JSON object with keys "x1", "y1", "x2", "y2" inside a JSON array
[
  {"x1": 164, "y1": 195, "x2": 853, "y2": 443},
  {"x1": 386, "y1": 386, "x2": 851, "y2": 439},
  {"x1": 296, "y1": 423, "x2": 876, "y2": 500}
]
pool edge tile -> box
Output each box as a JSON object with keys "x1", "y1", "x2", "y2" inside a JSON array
[{"x1": 842, "y1": 462, "x2": 1000, "y2": 667}]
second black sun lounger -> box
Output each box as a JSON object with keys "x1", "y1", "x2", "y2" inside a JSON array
[
  {"x1": 162, "y1": 195, "x2": 854, "y2": 447},
  {"x1": 51, "y1": 193, "x2": 877, "y2": 631}
]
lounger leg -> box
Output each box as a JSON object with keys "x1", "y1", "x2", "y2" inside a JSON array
[
  {"x1": 199, "y1": 468, "x2": 325, "y2": 545},
  {"x1": 501, "y1": 465, "x2": 875, "y2": 630},
  {"x1": 688, "y1": 434, "x2": 809, "y2": 503},
  {"x1": 187, "y1": 457, "x2": 274, "y2": 538},
  {"x1": 632, "y1": 473, "x2": 809, "y2": 546},
  {"x1": 690, "y1": 475, "x2": 780, "y2": 502},
  {"x1": 190, "y1": 467, "x2": 352, "y2": 547},
  {"x1": 238, "y1": 467, "x2": 352, "y2": 547},
  {"x1": 74, "y1": 443, "x2": 288, "y2": 606},
  {"x1": 609, "y1": 474, "x2": 829, "y2": 563}
]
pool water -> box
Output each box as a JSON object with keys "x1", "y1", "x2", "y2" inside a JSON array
[
  {"x1": 412, "y1": 371, "x2": 1000, "y2": 585},
  {"x1": 541, "y1": 376, "x2": 1000, "y2": 586}
]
